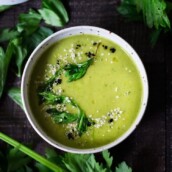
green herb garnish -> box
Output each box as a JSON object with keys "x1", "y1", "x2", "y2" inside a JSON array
[
  {"x1": 117, "y1": 0, "x2": 172, "y2": 46},
  {"x1": 17, "y1": 9, "x2": 42, "y2": 36},
  {"x1": 39, "y1": 91, "x2": 66, "y2": 105},
  {"x1": 77, "y1": 110, "x2": 91, "y2": 136},
  {"x1": 39, "y1": 0, "x2": 69, "y2": 27},
  {"x1": 0, "y1": 29, "x2": 20, "y2": 43},
  {"x1": 0, "y1": 40, "x2": 17, "y2": 97},
  {"x1": 8, "y1": 87, "x2": 23, "y2": 109},
  {"x1": 37, "y1": 57, "x2": 94, "y2": 137},
  {"x1": 64, "y1": 58, "x2": 94, "y2": 82},
  {"x1": 0, "y1": 47, "x2": 6, "y2": 98},
  {"x1": 38, "y1": 69, "x2": 62, "y2": 93},
  {"x1": 116, "y1": 162, "x2": 132, "y2": 172},
  {"x1": 39, "y1": 91, "x2": 93, "y2": 137},
  {"x1": 38, "y1": 58, "x2": 94, "y2": 93},
  {"x1": 0, "y1": 132, "x2": 63, "y2": 172},
  {"x1": 0, "y1": 0, "x2": 69, "y2": 99},
  {"x1": 46, "y1": 108, "x2": 78, "y2": 124},
  {"x1": 0, "y1": 132, "x2": 132, "y2": 172}
]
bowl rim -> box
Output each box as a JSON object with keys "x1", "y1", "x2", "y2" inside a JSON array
[
  {"x1": 21, "y1": 25, "x2": 149, "y2": 154},
  {"x1": 0, "y1": 0, "x2": 28, "y2": 5}
]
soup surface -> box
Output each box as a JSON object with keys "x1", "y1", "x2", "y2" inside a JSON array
[{"x1": 28, "y1": 34, "x2": 143, "y2": 148}]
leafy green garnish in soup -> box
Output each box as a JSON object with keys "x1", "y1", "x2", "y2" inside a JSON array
[{"x1": 28, "y1": 34, "x2": 143, "y2": 148}]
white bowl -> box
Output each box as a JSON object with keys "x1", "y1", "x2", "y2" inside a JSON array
[
  {"x1": 0, "y1": 0, "x2": 28, "y2": 5},
  {"x1": 21, "y1": 26, "x2": 148, "y2": 153}
]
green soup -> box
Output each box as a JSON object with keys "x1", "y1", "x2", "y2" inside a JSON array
[{"x1": 28, "y1": 34, "x2": 143, "y2": 149}]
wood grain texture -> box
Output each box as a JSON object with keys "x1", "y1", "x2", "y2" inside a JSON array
[{"x1": 0, "y1": 0, "x2": 168, "y2": 171}]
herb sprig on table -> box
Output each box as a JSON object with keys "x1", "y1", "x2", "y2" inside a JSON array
[
  {"x1": 0, "y1": 132, "x2": 132, "y2": 172},
  {"x1": 117, "y1": 0, "x2": 172, "y2": 46},
  {"x1": 0, "y1": 0, "x2": 69, "y2": 98}
]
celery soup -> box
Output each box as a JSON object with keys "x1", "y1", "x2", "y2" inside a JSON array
[{"x1": 28, "y1": 34, "x2": 143, "y2": 149}]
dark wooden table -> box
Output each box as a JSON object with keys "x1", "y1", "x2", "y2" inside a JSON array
[{"x1": 0, "y1": 1, "x2": 170, "y2": 171}]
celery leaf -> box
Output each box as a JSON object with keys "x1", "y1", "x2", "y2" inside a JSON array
[{"x1": 115, "y1": 162, "x2": 132, "y2": 172}]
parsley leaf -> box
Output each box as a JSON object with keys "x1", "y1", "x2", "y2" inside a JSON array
[
  {"x1": 38, "y1": 91, "x2": 66, "y2": 105},
  {"x1": 8, "y1": 87, "x2": 23, "y2": 110},
  {"x1": 63, "y1": 153, "x2": 92, "y2": 172},
  {"x1": 23, "y1": 26, "x2": 53, "y2": 53},
  {"x1": 118, "y1": 0, "x2": 170, "y2": 30},
  {"x1": 38, "y1": 58, "x2": 94, "y2": 94},
  {"x1": 0, "y1": 0, "x2": 68, "y2": 98},
  {"x1": 35, "y1": 149, "x2": 64, "y2": 172},
  {"x1": 62, "y1": 152, "x2": 109, "y2": 172},
  {"x1": 0, "y1": 146, "x2": 32, "y2": 172},
  {"x1": 46, "y1": 108, "x2": 78, "y2": 124},
  {"x1": 0, "y1": 133, "x2": 133, "y2": 172},
  {"x1": 0, "y1": 27, "x2": 53, "y2": 79},
  {"x1": 38, "y1": 69, "x2": 62, "y2": 93},
  {"x1": 0, "y1": 47, "x2": 5, "y2": 98},
  {"x1": 16, "y1": 9, "x2": 42, "y2": 36},
  {"x1": 0, "y1": 40, "x2": 17, "y2": 98},
  {"x1": 64, "y1": 58, "x2": 94, "y2": 82},
  {"x1": 0, "y1": 132, "x2": 63, "y2": 172},
  {"x1": 39, "y1": 8, "x2": 64, "y2": 27},
  {"x1": 39, "y1": 91, "x2": 93, "y2": 137},
  {"x1": 135, "y1": 0, "x2": 170, "y2": 30},
  {"x1": 115, "y1": 162, "x2": 132, "y2": 172},
  {"x1": 12, "y1": 38, "x2": 28, "y2": 77},
  {"x1": 39, "y1": 0, "x2": 69, "y2": 27},
  {"x1": 117, "y1": 0, "x2": 171, "y2": 46},
  {"x1": 102, "y1": 150, "x2": 113, "y2": 169},
  {"x1": 117, "y1": 0, "x2": 142, "y2": 21},
  {"x1": 7, "y1": 148, "x2": 31, "y2": 172},
  {"x1": 0, "y1": 29, "x2": 20, "y2": 43},
  {"x1": 77, "y1": 110, "x2": 90, "y2": 136}
]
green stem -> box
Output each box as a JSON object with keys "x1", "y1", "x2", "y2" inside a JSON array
[{"x1": 0, "y1": 132, "x2": 63, "y2": 172}]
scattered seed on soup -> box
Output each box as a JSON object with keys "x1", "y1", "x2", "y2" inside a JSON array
[{"x1": 28, "y1": 34, "x2": 143, "y2": 148}]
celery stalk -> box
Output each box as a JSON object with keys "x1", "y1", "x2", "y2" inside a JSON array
[{"x1": 0, "y1": 132, "x2": 63, "y2": 172}]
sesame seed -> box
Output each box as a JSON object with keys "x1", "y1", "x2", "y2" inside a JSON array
[{"x1": 115, "y1": 87, "x2": 118, "y2": 92}]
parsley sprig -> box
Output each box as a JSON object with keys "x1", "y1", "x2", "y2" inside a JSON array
[
  {"x1": 39, "y1": 91, "x2": 93, "y2": 137},
  {"x1": 37, "y1": 58, "x2": 94, "y2": 137},
  {"x1": 38, "y1": 58, "x2": 94, "y2": 93},
  {"x1": 64, "y1": 58, "x2": 94, "y2": 82}
]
